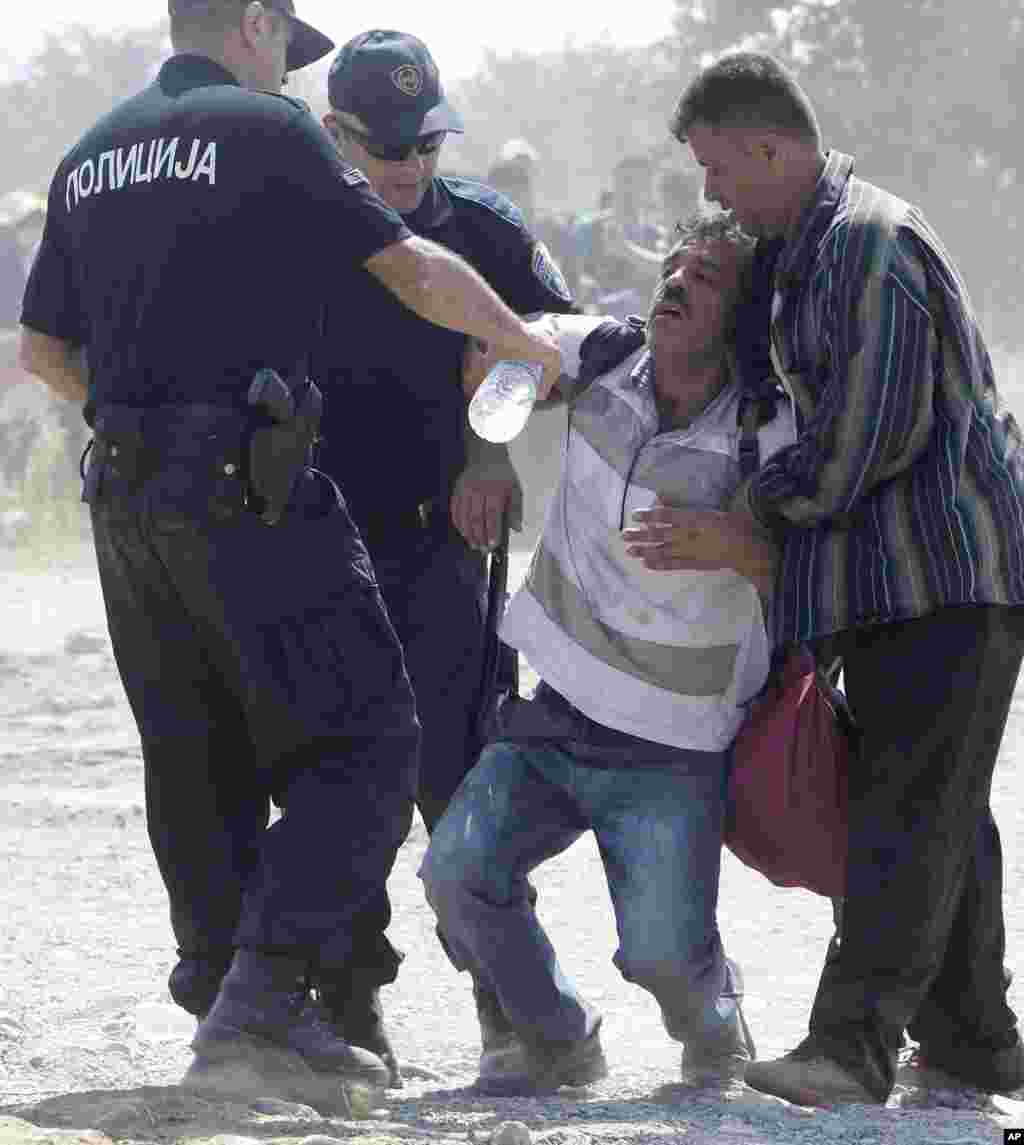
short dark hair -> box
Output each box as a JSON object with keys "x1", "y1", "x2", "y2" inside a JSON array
[
  {"x1": 170, "y1": 0, "x2": 242, "y2": 47},
  {"x1": 668, "y1": 207, "x2": 755, "y2": 259},
  {"x1": 671, "y1": 52, "x2": 820, "y2": 145},
  {"x1": 169, "y1": 0, "x2": 286, "y2": 51}
]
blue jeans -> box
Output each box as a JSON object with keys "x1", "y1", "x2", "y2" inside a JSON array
[{"x1": 420, "y1": 736, "x2": 742, "y2": 1048}]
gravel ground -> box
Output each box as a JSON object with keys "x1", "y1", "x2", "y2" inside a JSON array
[{"x1": 1, "y1": 556, "x2": 1023, "y2": 1144}]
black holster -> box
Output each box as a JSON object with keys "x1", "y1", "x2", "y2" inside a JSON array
[{"x1": 246, "y1": 377, "x2": 324, "y2": 526}]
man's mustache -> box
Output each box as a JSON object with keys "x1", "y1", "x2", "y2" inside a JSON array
[{"x1": 654, "y1": 286, "x2": 689, "y2": 313}]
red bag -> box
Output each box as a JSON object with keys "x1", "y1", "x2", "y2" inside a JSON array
[{"x1": 725, "y1": 645, "x2": 852, "y2": 897}]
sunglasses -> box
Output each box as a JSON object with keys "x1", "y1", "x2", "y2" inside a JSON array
[{"x1": 341, "y1": 126, "x2": 446, "y2": 162}]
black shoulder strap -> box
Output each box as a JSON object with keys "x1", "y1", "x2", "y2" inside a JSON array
[{"x1": 576, "y1": 316, "x2": 647, "y2": 392}]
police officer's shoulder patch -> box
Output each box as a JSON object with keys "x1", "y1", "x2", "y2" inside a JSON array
[
  {"x1": 531, "y1": 241, "x2": 572, "y2": 303},
  {"x1": 340, "y1": 166, "x2": 369, "y2": 188},
  {"x1": 440, "y1": 176, "x2": 526, "y2": 229}
]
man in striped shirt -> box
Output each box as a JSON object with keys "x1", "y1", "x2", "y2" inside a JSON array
[
  {"x1": 420, "y1": 211, "x2": 796, "y2": 1096},
  {"x1": 672, "y1": 51, "x2": 1024, "y2": 1106}
]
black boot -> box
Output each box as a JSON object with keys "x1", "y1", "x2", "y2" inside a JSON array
[
  {"x1": 317, "y1": 982, "x2": 402, "y2": 1089},
  {"x1": 185, "y1": 950, "x2": 389, "y2": 1109},
  {"x1": 168, "y1": 953, "x2": 232, "y2": 1019}
]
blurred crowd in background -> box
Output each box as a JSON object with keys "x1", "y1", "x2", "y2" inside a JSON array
[{"x1": 2, "y1": 0, "x2": 1021, "y2": 551}]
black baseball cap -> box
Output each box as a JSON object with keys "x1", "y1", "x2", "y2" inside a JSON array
[
  {"x1": 327, "y1": 30, "x2": 464, "y2": 144},
  {"x1": 168, "y1": 0, "x2": 334, "y2": 72}
]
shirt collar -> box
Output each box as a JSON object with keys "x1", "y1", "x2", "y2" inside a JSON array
[
  {"x1": 402, "y1": 178, "x2": 453, "y2": 233},
  {"x1": 775, "y1": 150, "x2": 854, "y2": 290},
  {"x1": 158, "y1": 54, "x2": 241, "y2": 97}
]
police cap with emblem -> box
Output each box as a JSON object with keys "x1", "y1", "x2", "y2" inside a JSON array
[
  {"x1": 168, "y1": 0, "x2": 334, "y2": 72},
  {"x1": 328, "y1": 30, "x2": 464, "y2": 144}
]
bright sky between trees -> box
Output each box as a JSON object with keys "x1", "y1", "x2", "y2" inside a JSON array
[{"x1": 4, "y1": 0, "x2": 678, "y2": 81}]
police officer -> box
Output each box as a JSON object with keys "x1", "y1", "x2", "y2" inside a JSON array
[
  {"x1": 314, "y1": 30, "x2": 577, "y2": 1085},
  {"x1": 17, "y1": 0, "x2": 560, "y2": 1106}
]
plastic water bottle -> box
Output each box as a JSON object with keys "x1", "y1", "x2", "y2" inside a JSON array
[{"x1": 468, "y1": 360, "x2": 543, "y2": 443}]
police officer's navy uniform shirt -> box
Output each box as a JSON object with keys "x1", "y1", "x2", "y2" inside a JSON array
[
  {"x1": 22, "y1": 54, "x2": 410, "y2": 414},
  {"x1": 314, "y1": 176, "x2": 575, "y2": 529}
]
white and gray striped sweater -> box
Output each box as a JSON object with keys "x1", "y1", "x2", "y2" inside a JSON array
[{"x1": 501, "y1": 314, "x2": 797, "y2": 752}]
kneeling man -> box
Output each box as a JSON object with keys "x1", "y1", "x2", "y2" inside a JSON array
[{"x1": 420, "y1": 210, "x2": 796, "y2": 1095}]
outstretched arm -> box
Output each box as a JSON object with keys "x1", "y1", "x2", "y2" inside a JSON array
[
  {"x1": 460, "y1": 317, "x2": 572, "y2": 407},
  {"x1": 365, "y1": 236, "x2": 562, "y2": 397}
]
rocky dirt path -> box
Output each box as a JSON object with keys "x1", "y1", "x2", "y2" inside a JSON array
[{"x1": 1, "y1": 561, "x2": 1023, "y2": 1144}]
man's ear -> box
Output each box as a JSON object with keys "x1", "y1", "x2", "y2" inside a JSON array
[
  {"x1": 322, "y1": 112, "x2": 345, "y2": 151},
  {"x1": 239, "y1": 1, "x2": 274, "y2": 50},
  {"x1": 735, "y1": 130, "x2": 777, "y2": 169},
  {"x1": 759, "y1": 134, "x2": 800, "y2": 177},
  {"x1": 238, "y1": 1, "x2": 260, "y2": 49},
  {"x1": 753, "y1": 137, "x2": 778, "y2": 165}
]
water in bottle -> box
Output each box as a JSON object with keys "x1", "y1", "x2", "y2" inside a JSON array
[{"x1": 468, "y1": 360, "x2": 543, "y2": 443}]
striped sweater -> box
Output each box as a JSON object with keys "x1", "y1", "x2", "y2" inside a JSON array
[
  {"x1": 745, "y1": 151, "x2": 1024, "y2": 643},
  {"x1": 500, "y1": 314, "x2": 797, "y2": 752}
]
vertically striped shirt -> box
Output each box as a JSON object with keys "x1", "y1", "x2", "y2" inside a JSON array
[
  {"x1": 745, "y1": 151, "x2": 1024, "y2": 644},
  {"x1": 501, "y1": 314, "x2": 796, "y2": 751}
]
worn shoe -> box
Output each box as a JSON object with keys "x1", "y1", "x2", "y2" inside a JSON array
[
  {"x1": 911, "y1": 1037, "x2": 1024, "y2": 1095},
  {"x1": 744, "y1": 1039, "x2": 882, "y2": 1106},
  {"x1": 474, "y1": 981, "x2": 518, "y2": 1054},
  {"x1": 476, "y1": 1025, "x2": 609, "y2": 1096},
  {"x1": 680, "y1": 999, "x2": 757, "y2": 1091},
  {"x1": 184, "y1": 951, "x2": 389, "y2": 1110},
  {"x1": 316, "y1": 984, "x2": 402, "y2": 1089}
]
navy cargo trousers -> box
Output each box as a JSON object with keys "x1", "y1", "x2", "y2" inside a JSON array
[
  {"x1": 84, "y1": 404, "x2": 420, "y2": 1016},
  {"x1": 325, "y1": 522, "x2": 492, "y2": 992}
]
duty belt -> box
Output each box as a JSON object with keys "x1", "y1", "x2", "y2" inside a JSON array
[{"x1": 84, "y1": 403, "x2": 251, "y2": 520}]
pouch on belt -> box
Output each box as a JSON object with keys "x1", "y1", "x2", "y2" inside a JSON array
[{"x1": 81, "y1": 407, "x2": 155, "y2": 505}]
